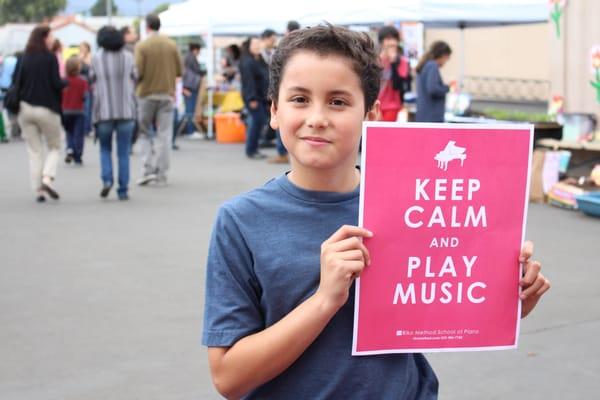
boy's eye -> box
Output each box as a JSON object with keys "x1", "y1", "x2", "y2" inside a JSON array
[
  {"x1": 290, "y1": 96, "x2": 308, "y2": 104},
  {"x1": 330, "y1": 98, "x2": 348, "y2": 107}
]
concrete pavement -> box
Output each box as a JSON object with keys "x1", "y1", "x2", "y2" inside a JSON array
[{"x1": 0, "y1": 137, "x2": 598, "y2": 399}]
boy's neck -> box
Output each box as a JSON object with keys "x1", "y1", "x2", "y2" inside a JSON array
[{"x1": 287, "y1": 163, "x2": 360, "y2": 193}]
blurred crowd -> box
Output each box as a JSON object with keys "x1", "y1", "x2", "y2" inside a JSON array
[{"x1": 0, "y1": 14, "x2": 453, "y2": 203}]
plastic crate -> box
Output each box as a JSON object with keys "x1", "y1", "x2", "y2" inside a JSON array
[{"x1": 575, "y1": 192, "x2": 600, "y2": 217}]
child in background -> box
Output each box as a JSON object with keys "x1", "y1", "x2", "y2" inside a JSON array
[
  {"x1": 203, "y1": 25, "x2": 550, "y2": 399},
  {"x1": 62, "y1": 56, "x2": 88, "y2": 164}
]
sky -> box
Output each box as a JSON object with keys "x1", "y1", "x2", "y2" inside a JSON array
[{"x1": 66, "y1": 0, "x2": 185, "y2": 17}]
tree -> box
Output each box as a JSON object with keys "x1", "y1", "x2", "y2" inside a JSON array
[
  {"x1": 153, "y1": 3, "x2": 170, "y2": 14},
  {"x1": 90, "y1": 0, "x2": 118, "y2": 17},
  {"x1": 0, "y1": 0, "x2": 66, "y2": 24}
]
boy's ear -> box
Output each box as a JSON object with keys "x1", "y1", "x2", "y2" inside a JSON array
[
  {"x1": 365, "y1": 100, "x2": 381, "y2": 122},
  {"x1": 270, "y1": 101, "x2": 279, "y2": 130}
]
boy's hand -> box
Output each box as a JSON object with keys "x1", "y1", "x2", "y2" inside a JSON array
[
  {"x1": 317, "y1": 225, "x2": 373, "y2": 312},
  {"x1": 519, "y1": 241, "x2": 551, "y2": 318}
]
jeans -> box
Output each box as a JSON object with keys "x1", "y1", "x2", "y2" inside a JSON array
[
  {"x1": 275, "y1": 130, "x2": 287, "y2": 156},
  {"x1": 96, "y1": 119, "x2": 134, "y2": 195},
  {"x1": 83, "y1": 92, "x2": 93, "y2": 135},
  {"x1": 245, "y1": 102, "x2": 268, "y2": 156},
  {"x1": 62, "y1": 113, "x2": 85, "y2": 162},
  {"x1": 137, "y1": 97, "x2": 174, "y2": 178},
  {"x1": 183, "y1": 89, "x2": 198, "y2": 134}
]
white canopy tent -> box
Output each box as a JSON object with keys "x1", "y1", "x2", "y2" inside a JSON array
[{"x1": 159, "y1": 0, "x2": 548, "y2": 136}]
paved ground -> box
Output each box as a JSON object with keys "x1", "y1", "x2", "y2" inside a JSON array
[{"x1": 0, "y1": 137, "x2": 598, "y2": 399}]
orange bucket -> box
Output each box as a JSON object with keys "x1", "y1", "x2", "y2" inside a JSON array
[{"x1": 214, "y1": 112, "x2": 246, "y2": 143}]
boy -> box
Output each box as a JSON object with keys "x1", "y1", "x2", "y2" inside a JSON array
[
  {"x1": 62, "y1": 56, "x2": 88, "y2": 164},
  {"x1": 203, "y1": 25, "x2": 550, "y2": 399}
]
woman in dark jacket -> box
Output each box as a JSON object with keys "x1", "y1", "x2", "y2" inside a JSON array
[
  {"x1": 239, "y1": 36, "x2": 269, "y2": 159},
  {"x1": 415, "y1": 41, "x2": 452, "y2": 123},
  {"x1": 90, "y1": 26, "x2": 137, "y2": 201},
  {"x1": 17, "y1": 25, "x2": 65, "y2": 202}
]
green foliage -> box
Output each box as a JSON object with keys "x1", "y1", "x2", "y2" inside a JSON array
[
  {"x1": 153, "y1": 3, "x2": 170, "y2": 14},
  {"x1": 90, "y1": 0, "x2": 118, "y2": 17},
  {"x1": 483, "y1": 109, "x2": 554, "y2": 123},
  {"x1": 0, "y1": 0, "x2": 66, "y2": 24}
]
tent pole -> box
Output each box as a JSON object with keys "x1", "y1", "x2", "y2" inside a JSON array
[
  {"x1": 458, "y1": 21, "x2": 465, "y2": 93},
  {"x1": 206, "y1": 23, "x2": 214, "y2": 139}
]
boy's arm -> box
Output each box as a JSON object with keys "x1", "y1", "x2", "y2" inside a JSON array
[{"x1": 208, "y1": 225, "x2": 372, "y2": 399}]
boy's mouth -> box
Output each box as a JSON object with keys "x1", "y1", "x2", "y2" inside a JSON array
[{"x1": 301, "y1": 136, "x2": 332, "y2": 145}]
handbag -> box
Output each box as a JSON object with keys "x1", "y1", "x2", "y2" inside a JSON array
[{"x1": 4, "y1": 61, "x2": 22, "y2": 114}]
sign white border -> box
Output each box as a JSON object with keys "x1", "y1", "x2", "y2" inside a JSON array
[{"x1": 353, "y1": 122, "x2": 534, "y2": 356}]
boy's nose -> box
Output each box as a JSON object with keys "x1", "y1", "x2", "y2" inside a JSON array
[{"x1": 306, "y1": 107, "x2": 329, "y2": 129}]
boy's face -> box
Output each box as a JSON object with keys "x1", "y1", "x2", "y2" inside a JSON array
[{"x1": 271, "y1": 51, "x2": 379, "y2": 172}]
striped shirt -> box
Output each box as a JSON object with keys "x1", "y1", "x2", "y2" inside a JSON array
[{"x1": 90, "y1": 49, "x2": 137, "y2": 123}]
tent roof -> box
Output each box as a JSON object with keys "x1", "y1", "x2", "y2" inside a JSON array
[{"x1": 159, "y1": 0, "x2": 549, "y2": 36}]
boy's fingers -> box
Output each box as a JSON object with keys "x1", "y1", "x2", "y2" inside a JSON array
[
  {"x1": 339, "y1": 249, "x2": 365, "y2": 261},
  {"x1": 519, "y1": 240, "x2": 534, "y2": 263},
  {"x1": 329, "y1": 237, "x2": 371, "y2": 265},
  {"x1": 326, "y1": 225, "x2": 373, "y2": 244},
  {"x1": 520, "y1": 260, "x2": 541, "y2": 286},
  {"x1": 536, "y1": 278, "x2": 551, "y2": 297},
  {"x1": 520, "y1": 274, "x2": 546, "y2": 299},
  {"x1": 345, "y1": 260, "x2": 366, "y2": 274}
]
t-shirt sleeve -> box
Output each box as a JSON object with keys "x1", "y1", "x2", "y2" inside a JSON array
[{"x1": 202, "y1": 204, "x2": 264, "y2": 347}]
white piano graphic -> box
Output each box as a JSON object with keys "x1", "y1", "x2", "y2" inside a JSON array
[{"x1": 434, "y1": 140, "x2": 467, "y2": 171}]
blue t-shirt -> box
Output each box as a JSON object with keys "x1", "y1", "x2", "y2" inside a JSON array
[{"x1": 203, "y1": 174, "x2": 439, "y2": 399}]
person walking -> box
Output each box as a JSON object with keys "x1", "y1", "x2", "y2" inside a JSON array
[
  {"x1": 239, "y1": 36, "x2": 269, "y2": 159},
  {"x1": 79, "y1": 41, "x2": 94, "y2": 136},
  {"x1": 1, "y1": 52, "x2": 22, "y2": 140},
  {"x1": 90, "y1": 26, "x2": 137, "y2": 200},
  {"x1": 182, "y1": 42, "x2": 204, "y2": 138},
  {"x1": 16, "y1": 25, "x2": 66, "y2": 202},
  {"x1": 62, "y1": 56, "x2": 88, "y2": 165},
  {"x1": 415, "y1": 41, "x2": 452, "y2": 123},
  {"x1": 377, "y1": 26, "x2": 411, "y2": 122},
  {"x1": 135, "y1": 13, "x2": 182, "y2": 186}
]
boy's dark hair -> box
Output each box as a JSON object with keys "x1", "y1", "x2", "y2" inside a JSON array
[
  {"x1": 286, "y1": 20, "x2": 300, "y2": 33},
  {"x1": 261, "y1": 28, "x2": 277, "y2": 39},
  {"x1": 269, "y1": 24, "x2": 381, "y2": 113},
  {"x1": 146, "y1": 14, "x2": 161, "y2": 31},
  {"x1": 377, "y1": 25, "x2": 400, "y2": 44},
  {"x1": 65, "y1": 56, "x2": 81, "y2": 77},
  {"x1": 97, "y1": 26, "x2": 125, "y2": 51},
  {"x1": 188, "y1": 42, "x2": 201, "y2": 52}
]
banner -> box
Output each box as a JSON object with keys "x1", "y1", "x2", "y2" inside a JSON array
[{"x1": 353, "y1": 123, "x2": 533, "y2": 355}]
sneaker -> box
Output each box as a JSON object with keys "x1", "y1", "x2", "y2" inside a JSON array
[
  {"x1": 118, "y1": 192, "x2": 129, "y2": 201},
  {"x1": 40, "y1": 182, "x2": 59, "y2": 200},
  {"x1": 65, "y1": 154, "x2": 73, "y2": 164},
  {"x1": 247, "y1": 152, "x2": 267, "y2": 160},
  {"x1": 267, "y1": 154, "x2": 289, "y2": 164},
  {"x1": 187, "y1": 131, "x2": 206, "y2": 140},
  {"x1": 36, "y1": 194, "x2": 46, "y2": 203},
  {"x1": 100, "y1": 184, "x2": 112, "y2": 198},
  {"x1": 137, "y1": 174, "x2": 157, "y2": 186}
]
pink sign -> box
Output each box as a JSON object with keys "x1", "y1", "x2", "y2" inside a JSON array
[{"x1": 353, "y1": 123, "x2": 533, "y2": 355}]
